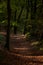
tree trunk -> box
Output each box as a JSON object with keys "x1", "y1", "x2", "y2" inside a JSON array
[
  {"x1": 31, "y1": 0, "x2": 37, "y2": 19},
  {"x1": 14, "y1": 9, "x2": 17, "y2": 34},
  {"x1": 17, "y1": 6, "x2": 24, "y2": 22},
  {"x1": 34, "y1": 0, "x2": 37, "y2": 19},
  {"x1": 31, "y1": 0, "x2": 33, "y2": 19},
  {"x1": 14, "y1": 6, "x2": 24, "y2": 34},
  {"x1": 4, "y1": 0, "x2": 11, "y2": 50},
  {"x1": 41, "y1": 0, "x2": 43, "y2": 18},
  {"x1": 23, "y1": 0, "x2": 29, "y2": 35}
]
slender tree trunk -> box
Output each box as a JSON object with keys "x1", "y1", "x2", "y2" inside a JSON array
[
  {"x1": 4, "y1": 0, "x2": 11, "y2": 50},
  {"x1": 41, "y1": 0, "x2": 43, "y2": 18},
  {"x1": 31, "y1": 0, "x2": 37, "y2": 19},
  {"x1": 14, "y1": 6, "x2": 24, "y2": 34},
  {"x1": 23, "y1": 0, "x2": 29, "y2": 34},
  {"x1": 30, "y1": 0, "x2": 33, "y2": 19},
  {"x1": 14, "y1": 9, "x2": 17, "y2": 34},
  {"x1": 17, "y1": 6, "x2": 24, "y2": 34},
  {"x1": 26, "y1": 0, "x2": 29, "y2": 19},
  {"x1": 34, "y1": 0, "x2": 37, "y2": 19},
  {"x1": 17, "y1": 6, "x2": 24, "y2": 22},
  {"x1": 40, "y1": 0, "x2": 43, "y2": 40}
]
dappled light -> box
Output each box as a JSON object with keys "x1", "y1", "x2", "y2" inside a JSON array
[{"x1": 0, "y1": 0, "x2": 43, "y2": 65}]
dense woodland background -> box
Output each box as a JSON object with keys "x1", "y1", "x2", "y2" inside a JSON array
[
  {"x1": 0, "y1": 0, "x2": 43, "y2": 50},
  {"x1": 0, "y1": 0, "x2": 43, "y2": 65}
]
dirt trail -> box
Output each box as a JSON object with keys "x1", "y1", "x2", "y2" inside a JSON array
[
  {"x1": 0, "y1": 50, "x2": 43, "y2": 65},
  {"x1": 0, "y1": 32, "x2": 43, "y2": 65},
  {"x1": 0, "y1": 32, "x2": 43, "y2": 55}
]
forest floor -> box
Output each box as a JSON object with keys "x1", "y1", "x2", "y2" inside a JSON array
[{"x1": 0, "y1": 32, "x2": 43, "y2": 65}]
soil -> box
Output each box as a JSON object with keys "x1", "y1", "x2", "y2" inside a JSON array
[{"x1": 0, "y1": 32, "x2": 43, "y2": 65}]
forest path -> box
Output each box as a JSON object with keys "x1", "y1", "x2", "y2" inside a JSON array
[
  {"x1": 0, "y1": 32, "x2": 31, "y2": 55},
  {"x1": 0, "y1": 32, "x2": 43, "y2": 65},
  {"x1": 0, "y1": 32, "x2": 43, "y2": 55}
]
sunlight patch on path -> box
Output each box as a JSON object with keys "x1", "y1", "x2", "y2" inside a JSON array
[
  {"x1": 8, "y1": 51, "x2": 43, "y2": 62},
  {"x1": 13, "y1": 48, "x2": 28, "y2": 51}
]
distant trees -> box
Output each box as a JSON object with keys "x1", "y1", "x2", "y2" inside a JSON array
[{"x1": 0, "y1": 0, "x2": 43, "y2": 49}]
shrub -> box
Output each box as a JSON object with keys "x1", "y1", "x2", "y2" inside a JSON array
[{"x1": 25, "y1": 32, "x2": 31, "y2": 41}]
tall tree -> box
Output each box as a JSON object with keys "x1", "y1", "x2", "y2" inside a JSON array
[
  {"x1": 4, "y1": 0, "x2": 11, "y2": 50},
  {"x1": 14, "y1": 9, "x2": 17, "y2": 34},
  {"x1": 41, "y1": 0, "x2": 43, "y2": 19},
  {"x1": 30, "y1": 0, "x2": 33, "y2": 19},
  {"x1": 40, "y1": 0, "x2": 43, "y2": 40},
  {"x1": 17, "y1": 6, "x2": 24, "y2": 22},
  {"x1": 14, "y1": 6, "x2": 24, "y2": 34},
  {"x1": 30, "y1": 0, "x2": 37, "y2": 19},
  {"x1": 33, "y1": 0, "x2": 37, "y2": 19},
  {"x1": 23, "y1": 0, "x2": 29, "y2": 34}
]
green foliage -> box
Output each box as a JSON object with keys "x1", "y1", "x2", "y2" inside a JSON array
[
  {"x1": 25, "y1": 32, "x2": 31, "y2": 41},
  {"x1": 0, "y1": 0, "x2": 43, "y2": 41},
  {"x1": 33, "y1": 40, "x2": 43, "y2": 50},
  {"x1": 31, "y1": 41, "x2": 39, "y2": 46},
  {"x1": 11, "y1": 21, "x2": 18, "y2": 26}
]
